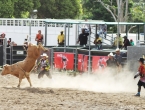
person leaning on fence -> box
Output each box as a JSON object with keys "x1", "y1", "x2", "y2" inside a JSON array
[
  {"x1": 77, "y1": 28, "x2": 89, "y2": 46},
  {"x1": 0, "y1": 33, "x2": 6, "y2": 45},
  {"x1": 7, "y1": 40, "x2": 11, "y2": 47},
  {"x1": 123, "y1": 36, "x2": 130, "y2": 50},
  {"x1": 35, "y1": 30, "x2": 43, "y2": 45},
  {"x1": 134, "y1": 58, "x2": 145, "y2": 97},
  {"x1": 130, "y1": 39, "x2": 134, "y2": 46},
  {"x1": 113, "y1": 33, "x2": 123, "y2": 49},
  {"x1": 57, "y1": 31, "x2": 65, "y2": 46},
  {"x1": 35, "y1": 53, "x2": 52, "y2": 79},
  {"x1": 94, "y1": 34, "x2": 102, "y2": 50}
]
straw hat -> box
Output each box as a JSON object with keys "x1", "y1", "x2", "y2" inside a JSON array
[{"x1": 41, "y1": 53, "x2": 48, "y2": 58}]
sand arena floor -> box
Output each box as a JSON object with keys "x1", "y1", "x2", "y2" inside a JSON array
[{"x1": 0, "y1": 72, "x2": 145, "y2": 110}]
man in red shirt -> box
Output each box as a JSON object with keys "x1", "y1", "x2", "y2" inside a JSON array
[
  {"x1": 134, "y1": 58, "x2": 145, "y2": 96},
  {"x1": 35, "y1": 30, "x2": 43, "y2": 45}
]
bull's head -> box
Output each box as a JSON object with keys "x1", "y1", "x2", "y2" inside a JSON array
[
  {"x1": 27, "y1": 43, "x2": 48, "y2": 59},
  {"x1": 38, "y1": 43, "x2": 47, "y2": 51},
  {"x1": 1, "y1": 64, "x2": 10, "y2": 75}
]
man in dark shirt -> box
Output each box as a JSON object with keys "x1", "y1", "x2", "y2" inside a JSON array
[
  {"x1": 77, "y1": 29, "x2": 89, "y2": 46},
  {"x1": 123, "y1": 36, "x2": 130, "y2": 50}
]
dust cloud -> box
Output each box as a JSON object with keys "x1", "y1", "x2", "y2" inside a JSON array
[{"x1": 22, "y1": 66, "x2": 139, "y2": 93}]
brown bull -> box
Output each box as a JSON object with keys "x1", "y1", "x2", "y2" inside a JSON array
[{"x1": 1, "y1": 43, "x2": 46, "y2": 87}]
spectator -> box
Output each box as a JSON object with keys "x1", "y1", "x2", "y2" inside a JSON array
[
  {"x1": 57, "y1": 31, "x2": 65, "y2": 46},
  {"x1": 23, "y1": 39, "x2": 28, "y2": 51},
  {"x1": 0, "y1": 33, "x2": 6, "y2": 45},
  {"x1": 106, "y1": 52, "x2": 116, "y2": 68},
  {"x1": 7, "y1": 40, "x2": 11, "y2": 47},
  {"x1": 98, "y1": 24, "x2": 107, "y2": 38},
  {"x1": 83, "y1": 19, "x2": 91, "y2": 34},
  {"x1": 113, "y1": 33, "x2": 123, "y2": 49},
  {"x1": 77, "y1": 29, "x2": 89, "y2": 46},
  {"x1": 130, "y1": 39, "x2": 134, "y2": 46},
  {"x1": 94, "y1": 34, "x2": 102, "y2": 50},
  {"x1": 35, "y1": 30, "x2": 43, "y2": 45},
  {"x1": 123, "y1": 36, "x2": 130, "y2": 50},
  {"x1": 11, "y1": 41, "x2": 17, "y2": 46}
]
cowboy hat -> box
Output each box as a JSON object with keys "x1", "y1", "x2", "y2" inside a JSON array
[
  {"x1": 41, "y1": 53, "x2": 48, "y2": 58},
  {"x1": 115, "y1": 48, "x2": 120, "y2": 52},
  {"x1": 108, "y1": 52, "x2": 114, "y2": 56}
]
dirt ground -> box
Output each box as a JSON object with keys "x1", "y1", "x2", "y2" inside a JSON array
[{"x1": 0, "y1": 73, "x2": 145, "y2": 110}]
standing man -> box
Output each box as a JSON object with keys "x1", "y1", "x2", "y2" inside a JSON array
[
  {"x1": 35, "y1": 30, "x2": 43, "y2": 45},
  {"x1": 83, "y1": 19, "x2": 91, "y2": 34},
  {"x1": 113, "y1": 33, "x2": 123, "y2": 49},
  {"x1": 99, "y1": 24, "x2": 107, "y2": 38},
  {"x1": 123, "y1": 36, "x2": 130, "y2": 50},
  {"x1": 57, "y1": 31, "x2": 65, "y2": 46},
  {"x1": 77, "y1": 29, "x2": 89, "y2": 46}
]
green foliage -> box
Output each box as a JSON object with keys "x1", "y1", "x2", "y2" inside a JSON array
[
  {"x1": 130, "y1": 0, "x2": 145, "y2": 22},
  {"x1": 14, "y1": 0, "x2": 41, "y2": 18},
  {"x1": 0, "y1": 0, "x2": 15, "y2": 18},
  {"x1": 37, "y1": 0, "x2": 81, "y2": 19}
]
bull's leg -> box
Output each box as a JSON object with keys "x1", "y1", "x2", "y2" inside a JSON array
[
  {"x1": 17, "y1": 78, "x2": 22, "y2": 88},
  {"x1": 26, "y1": 76, "x2": 32, "y2": 87},
  {"x1": 17, "y1": 73, "x2": 24, "y2": 88}
]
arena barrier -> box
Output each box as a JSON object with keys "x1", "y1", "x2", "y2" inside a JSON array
[
  {"x1": 50, "y1": 47, "x2": 127, "y2": 73},
  {"x1": 0, "y1": 44, "x2": 127, "y2": 73}
]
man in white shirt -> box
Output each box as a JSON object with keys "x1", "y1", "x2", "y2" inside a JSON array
[{"x1": 99, "y1": 24, "x2": 107, "y2": 38}]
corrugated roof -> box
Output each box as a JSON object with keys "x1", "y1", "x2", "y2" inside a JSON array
[{"x1": 44, "y1": 19, "x2": 144, "y2": 25}]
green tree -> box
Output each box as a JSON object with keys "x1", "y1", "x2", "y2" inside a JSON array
[
  {"x1": 14, "y1": 0, "x2": 41, "y2": 18},
  {"x1": 0, "y1": 0, "x2": 15, "y2": 18},
  {"x1": 38, "y1": 0, "x2": 81, "y2": 19},
  {"x1": 82, "y1": 0, "x2": 133, "y2": 32}
]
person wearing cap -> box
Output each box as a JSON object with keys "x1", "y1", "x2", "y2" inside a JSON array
[
  {"x1": 94, "y1": 34, "x2": 102, "y2": 50},
  {"x1": 123, "y1": 36, "x2": 130, "y2": 50},
  {"x1": 36, "y1": 53, "x2": 52, "y2": 79},
  {"x1": 114, "y1": 48, "x2": 123, "y2": 72},
  {"x1": 106, "y1": 52, "x2": 116, "y2": 68},
  {"x1": 35, "y1": 30, "x2": 43, "y2": 45},
  {"x1": 113, "y1": 33, "x2": 123, "y2": 49},
  {"x1": 130, "y1": 39, "x2": 134, "y2": 46},
  {"x1": 57, "y1": 31, "x2": 65, "y2": 46},
  {"x1": 77, "y1": 28, "x2": 89, "y2": 46},
  {"x1": 134, "y1": 58, "x2": 145, "y2": 97}
]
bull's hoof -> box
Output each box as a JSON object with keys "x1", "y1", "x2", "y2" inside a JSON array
[{"x1": 17, "y1": 85, "x2": 20, "y2": 88}]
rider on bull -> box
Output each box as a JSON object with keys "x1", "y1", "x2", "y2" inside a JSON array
[{"x1": 35, "y1": 53, "x2": 52, "y2": 79}]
